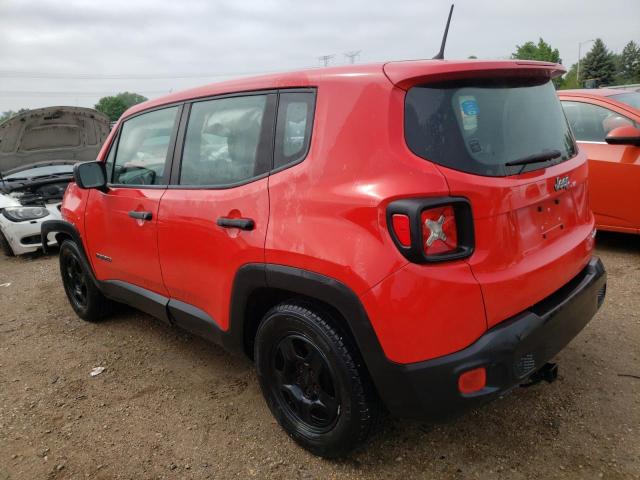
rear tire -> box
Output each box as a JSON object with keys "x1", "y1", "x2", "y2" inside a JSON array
[
  {"x1": 255, "y1": 302, "x2": 379, "y2": 458},
  {"x1": 0, "y1": 230, "x2": 15, "y2": 256},
  {"x1": 59, "y1": 240, "x2": 113, "y2": 322}
]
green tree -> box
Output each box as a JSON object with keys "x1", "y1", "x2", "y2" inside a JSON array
[
  {"x1": 94, "y1": 91, "x2": 148, "y2": 122},
  {"x1": 117, "y1": 92, "x2": 148, "y2": 109},
  {"x1": 580, "y1": 38, "x2": 616, "y2": 87},
  {"x1": 512, "y1": 38, "x2": 561, "y2": 63},
  {"x1": 0, "y1": 108, "x2": 29, "y2": 123},
  {"x1": 512, "y1": 38, "x2": 563, "y2": 87},
  {"x1": 94, "y1": 96, "x2": 128, "y2": 122},
  {"x1": 618, "y1": 40, "x2": 640, "y2": 83},
  {"x1": 560, "y1": 63, "x2": 579, "y2": 89}
]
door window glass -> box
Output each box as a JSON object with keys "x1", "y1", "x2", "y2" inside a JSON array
[
  {"x1": 561, "y1": 101, "x2": 636, "y2": 142},
  {"x1": 180, "y1": 95, "x2": 269, "y2": 186},
  {"x1": 112, "y1": 106, "x2": 179, "y2": 185}
]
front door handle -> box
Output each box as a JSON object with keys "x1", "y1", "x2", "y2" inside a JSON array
[
  {"x1": 128, "y1": 210, "x2": 153, "y2": 221},
  {"x1": 216, "y1": 217, "x2": 255, "y2": 231}
]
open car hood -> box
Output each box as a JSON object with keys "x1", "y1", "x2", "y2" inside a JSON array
[{"x1": 0, "y1": 106, "x2": 110, "y2": 174}]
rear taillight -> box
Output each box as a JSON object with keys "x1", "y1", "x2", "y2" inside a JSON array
[
  {"x1": 421, "y1": 206, "x2": 458, "y2": 255},
  {"x1": 391, "y1": 214, "x2": 411, "y2": 247},
  {"x1": 387, "y1": 197, "x2": 474, "y2": 263}
]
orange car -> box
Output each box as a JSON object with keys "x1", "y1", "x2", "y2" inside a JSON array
[{"x1": 559, "y1": 89, "x2": 640, "y2": 234}]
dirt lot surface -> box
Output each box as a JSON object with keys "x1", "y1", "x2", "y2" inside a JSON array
[{"x1": 1, "y1": 232, "x2": 639, "y2": 479}]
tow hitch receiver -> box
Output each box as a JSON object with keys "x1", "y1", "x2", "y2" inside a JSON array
[{"x1": 521, "y1": 362, "x2": 558, "y2": 388}]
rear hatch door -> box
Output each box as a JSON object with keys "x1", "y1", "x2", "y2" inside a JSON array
[{"x1": 391, "y1": 61, "x2": 595, "y2": 327}]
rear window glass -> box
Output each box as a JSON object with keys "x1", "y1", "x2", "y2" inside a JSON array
[{"x1": 405, "y1": 78, "x2": 577, "y2": 177}]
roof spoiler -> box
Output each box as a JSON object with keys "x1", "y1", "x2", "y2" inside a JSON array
[{"x1": 383, "y1": 60, "x2": 566, "y2": 90}]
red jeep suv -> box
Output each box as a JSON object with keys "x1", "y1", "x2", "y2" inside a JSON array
[{"x1": 43, "y1": 59, "x2": 607, "y2": 457}]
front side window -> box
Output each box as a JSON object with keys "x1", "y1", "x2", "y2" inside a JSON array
[
  {"x1": 111, "y1": 106, "x2": 179, "y2": 185},
  {"x1": 274, "y1": 91, "x2": 315, "y2": 169},
  {"x1": 561, "y1": 101, "x2": 636, "y2": 142},
  {"x1": 180, "y1": 95, "x2": 270, "y2": 186},
  {"x1": 405, "y1": 78, "x2": 577, "y2": 177}
]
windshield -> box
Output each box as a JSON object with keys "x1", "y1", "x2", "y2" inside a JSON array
[
  {"x1": 3, "y1": 164, "x2": 74, "y2": 180},
  {"x1": 610, "y1": 92, "x2": 640, "y2": 110},
  {"x1": 405, "y1": 78, "x2": 577, "y2": 177}
]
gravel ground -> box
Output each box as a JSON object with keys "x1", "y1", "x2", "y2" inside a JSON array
[{"x1": 0, "y1": 232, "x2": 639, "y2": 480}]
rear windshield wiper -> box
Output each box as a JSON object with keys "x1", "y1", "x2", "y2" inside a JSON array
[{"x1": 505, "y1": 150, "x2": 562, "y2": 167}]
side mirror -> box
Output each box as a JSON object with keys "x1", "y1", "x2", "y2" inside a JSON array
[
  {"x1": 74, "y1": 161, "x2": 108, "y2": 191},
  {"x1": 605, "y1": 125, "x2": 640, "y2": 147}
]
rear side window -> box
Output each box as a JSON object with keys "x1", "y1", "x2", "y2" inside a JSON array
[
  {"x1": 111, "y1": 106, "x2": 179, "y2": 185},
  {"x1": 274, "y1": 91, "x2": 315, "y2": 169},
  {"x1": 405, "y1": 78, "x2": 577, "y2": 177},
  {"x1": 180, "y1": 95, "x2": 273, "y2": 186},
  {"x1": 561, "y1": 101, "x2": 636, "y2": 142}
]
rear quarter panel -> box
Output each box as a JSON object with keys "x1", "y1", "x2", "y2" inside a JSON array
[{"x1": 265, "y1": 73, "x2": 450, "y2": 294}]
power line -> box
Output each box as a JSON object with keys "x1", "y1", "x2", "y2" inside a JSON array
[
  {"x1": 344, "y1": 50, "x2": 362, "y2": 64},
  {"x1": 0, "y1": 90, "x2": 170, "y2": 97},
  {"x1": 0, "y1": 65, "x2": 318, "y2": 80},
  {"x1": 317, "y1": 55, "x2": 335, "y2": 67}
]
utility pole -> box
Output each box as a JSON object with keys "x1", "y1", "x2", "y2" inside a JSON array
[
  {"x1": 318, "y1": 55, "x2": 335, "y2": 67},
  {"x1": 577, "y1": 39, "x2": 594, "y2": 88},
  {"x1": 344, "y1": 50, "x2": 362, "y2": 64}
]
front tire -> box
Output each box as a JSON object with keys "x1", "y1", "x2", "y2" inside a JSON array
[
  {"x1": 255, "y1": 302, "x2": 379, "y2": 458},
  {"x1": 59, "y1": 240, "x2": 113, "y2": 322}
]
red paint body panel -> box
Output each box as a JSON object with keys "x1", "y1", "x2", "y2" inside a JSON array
[
  {"x1": 84, "y1": 188, "x2": 168, "y2": 295},
  {"x1": 360, "y1": 261, "x2": 486, "y2": 364},
  {"x1": 265, "y1": 75, "x2": 450, "y2": 294},
  {"x1": 439, "y1": 155, "x2": 595, "y2": 327},
  {"x1": 559, "y1": 91, "x2": 640, "y2": 234},
  {"x1": 157, "y1": 180, "x2": 270, "y2": 331}
]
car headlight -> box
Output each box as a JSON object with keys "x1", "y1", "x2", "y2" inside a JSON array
[{"x1": 2, "y1": 206, "x2": 50, "y2": 222}]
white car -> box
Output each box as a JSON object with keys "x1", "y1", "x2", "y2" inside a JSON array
[{"x1": 0, "y1": 107, "x2": 110, "y2": 255}]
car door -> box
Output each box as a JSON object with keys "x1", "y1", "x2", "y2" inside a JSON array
[
  {"x1": 561, "y1": 99, "x2": 640, "y2": 233},
  {"x1": 84, "y1": 105, "x2": 182, "y2": 298},
  {"x1": 156, "y1": 92, "x2": 276, "y2": 337}
]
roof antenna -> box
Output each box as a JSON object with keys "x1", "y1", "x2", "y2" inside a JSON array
[{"x1": 432, "y1": 4, "x2": 454, "y2": 60}]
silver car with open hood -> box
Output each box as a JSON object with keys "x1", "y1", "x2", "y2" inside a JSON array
[{"x1": 0, "y1": 106, "x2": 110, "y2": 255}]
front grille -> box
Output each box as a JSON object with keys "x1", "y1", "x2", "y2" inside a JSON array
[{"x1": 515, "y1": 353, "x2": 536, "y2": 378}]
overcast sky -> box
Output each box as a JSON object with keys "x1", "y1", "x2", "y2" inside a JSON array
[{"x1": 1, "y1": 0, "x2": 638, "y2": 112}]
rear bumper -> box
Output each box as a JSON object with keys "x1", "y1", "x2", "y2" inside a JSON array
[{"x1": 377, "y1": 257, "x2": 606, "y2": 418}]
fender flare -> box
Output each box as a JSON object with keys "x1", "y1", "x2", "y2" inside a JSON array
[
  {"x1": 41, "y1": 220, "x2": 98, "y2": 288},
  {"x1": 227, "y1": 263, "x2": 413, "y2": 413}
]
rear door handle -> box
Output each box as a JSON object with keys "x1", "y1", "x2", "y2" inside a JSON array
[
  {"x1": 128, "y1": 210, "x2": 153, "y2": 221},
  {"x1": 216, "y1": 217, "x2": 255, "y2": 231}
]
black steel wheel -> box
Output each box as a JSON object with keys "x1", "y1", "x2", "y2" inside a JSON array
[
  {"x1": 62, "y1": 249, "x2": 88, "y2": 309},
  {"x1": 270, "y1": 334, "x2": 340, "y2": 433},
  {"x1": 59, "y1": 240, "x2": 113, "y2": 321},
  {"x1": 255, "y1": 302, "x2": 379, "y2": 458}
]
